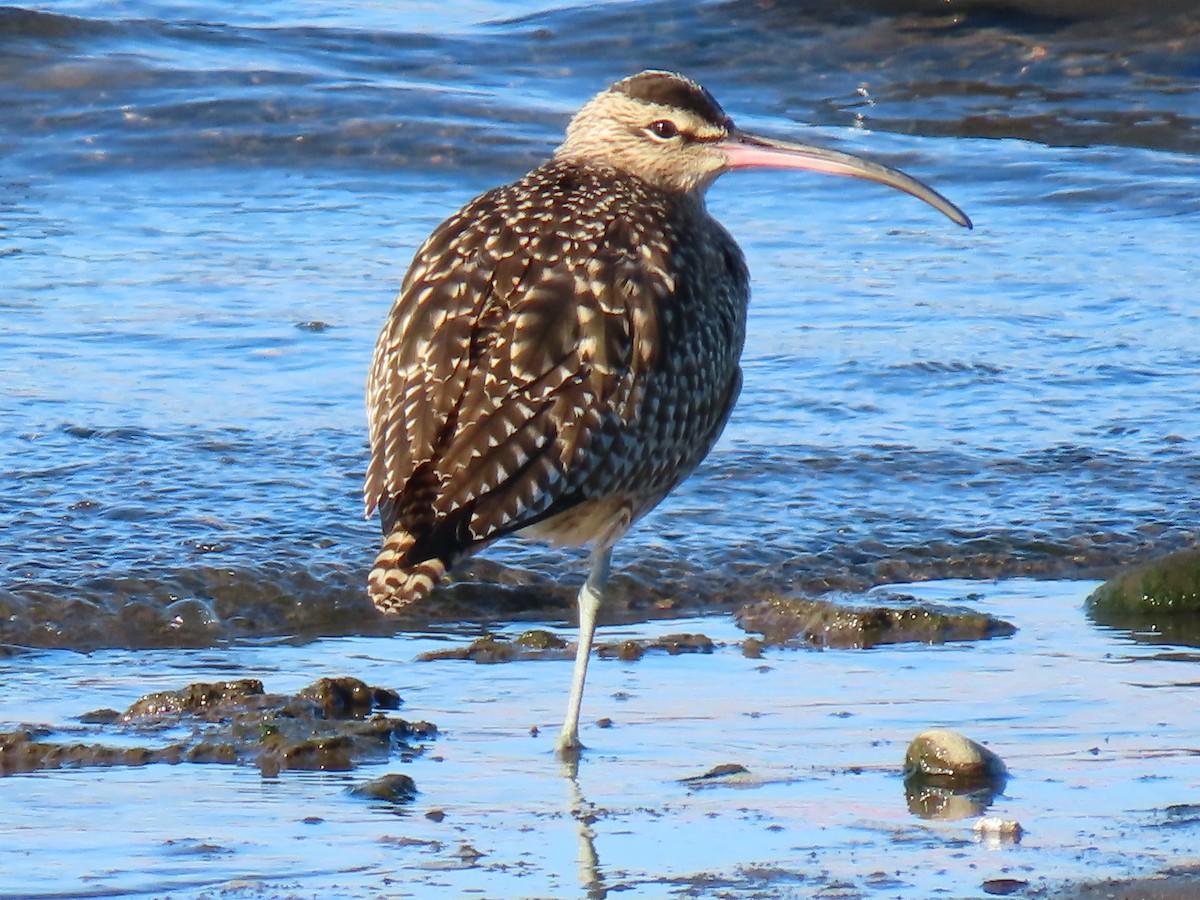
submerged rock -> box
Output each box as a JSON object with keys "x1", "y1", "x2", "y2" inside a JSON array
[
  {"x1": 737, "y1": 595, "x2": 1015, "y2": 649},
  {"x1": 418, "y1": 630, "x2": 716, "y2": 664},
  {"x1": 1087, "y1": 548, "x2": 1200, "y2": 645},
  {"x1": 513, "y1": 629, "x2": 568, "y2": 650},
  {"x1": 981, "y1": 877, "x2": 1029, "y2": 896},
  {"x1": 0, "y1": 677, "x2": 434, "y2": 777},
  {"x1": 416, "y1": 632, "x2": 573, "y2": 664},
  {"x1": 679, "y1": 762, "x2": 751, "y2": 785},
  {"x1": 596, "y1": 633, "x2": 715, "y2": 660}
]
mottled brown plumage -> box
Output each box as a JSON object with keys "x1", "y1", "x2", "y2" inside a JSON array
[{"x1": 365, "y1": 70, "x2": 970, "y2": 754}]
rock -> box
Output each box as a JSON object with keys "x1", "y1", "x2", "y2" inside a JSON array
[
  {"x1": 0, "y1": 677, "x2": 435, "y2": 777},
  {"x1": 905, "y1": 729, "x2": 1007, "y2": 784},
  {"x1": 736, "y1": 595, "x2": 1016, "y2": 649},
  {"x1": 78, "y1": 708, "x2": 121, "y2": 725},
  {"x1": 416, "y1": 633, "x2": 571, "y2": 663},
  {"x1": 595, "y1": 633, "x2": 715, "y2": 659},
  {"x1": 597, "y1": 638, "x2": 645, "y2": 661},
  {"x1": 297, "y1": 676, "x2": 398, "y2": 719},
  {"x1": 513, "y1": 629, "x2": 567, "y2": 650},
  {"x1": 419, "y1": 631, "x2": 716, "y2": 663},
  {"x1": 679, "y1": 763, "x2": 754, "y2": 786},
  {"x1": 122, "y1": 679, "x2": 265, "y2": 721},
  {"x1": 349, "y1": 773, "x2": 417, "y2": 803},
  {"x1": 982, "y1": 877, "x2": 1029, "y2": 896},
  {"x1": 974, "y1": 816, "x2": 1023, "y2": 845},
  {"x1": 1087, "y1": 549, "x2": 1200, "y2": 645},
  {"x1": 904, "y1": 729, "x2": 1007, "y2": 820}
]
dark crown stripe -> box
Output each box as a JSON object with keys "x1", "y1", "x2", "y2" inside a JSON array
[{"x1": 611, "y1": 71, "x2": 727, "y2": 127}]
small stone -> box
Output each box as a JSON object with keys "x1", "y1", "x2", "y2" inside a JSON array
[
  {"x1": 905, "y1": 729, "x2": 1007, "y2": 785},
  {"x1": 513, "y1": 629, "x2": 567, "y2": 650},
  {"x1": 974, "y1": 816, "x2": 1023, "y2": 844},
  {"x1": 425, "y1": 808, "x2": 446, "y2": 822},
  {"x1": 78, "y1": 708, "x2": 121, "y2": 725},
  {"x1": 350, "y1": 773, "x2": 418, "y2": 804},
  {"x1": 680, "y1": 762, "x2": 752, "y2": 785},
  {"x1": 655, "y1": 633, "x2": 714, "y2": 654},
  {"x1": 596, "y1": 717, "x2": 613, "y2": 729},
  {"x1": 981, "y1": 877, "x2": 1029, "y2": 895}
]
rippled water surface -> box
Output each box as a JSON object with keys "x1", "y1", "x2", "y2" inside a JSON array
[
  {"x1": 2, "y1": 579, "x2": 1199, "y2": 899},
  {"x1": 2, "y1": 0, "x2": 1199, "y2": 895}
]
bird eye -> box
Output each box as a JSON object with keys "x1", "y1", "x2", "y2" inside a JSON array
[{"x1": 647, "y1": 119, "x2": 679, "y2": 140}]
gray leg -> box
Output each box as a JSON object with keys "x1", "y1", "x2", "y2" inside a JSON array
[{"x1": 556, "y1": 548, "x2": 611, "y2": 756}]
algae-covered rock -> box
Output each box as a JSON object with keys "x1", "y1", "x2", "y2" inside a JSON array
[
  {"x1": 122, "y1": 679, "x2": 265, "y2": 721},
  {"x1": 417, "y1": 632, "x2": 573, "y2": 663},
  {"x1": 513, "y1": 629, "x2": 568, "y2": 650},
  {"x1": 1087, "y1": 549, "x2": 1200, "y2": 644},
  {"x1": 0, "y1": 677, "x2": 435, "y2": 777},
  {"x1": 596, "y1": 633, "x2": 715, "y2": 660},
  {"x1": 419, "y1": 630, "x2": 717, "y2": 664},
  {"x1": 297, "y1": 677, "x2": 400, "y2": 718},
  {"x1": 737, "y1": 595, "x2": 1015, "y2": 649}
]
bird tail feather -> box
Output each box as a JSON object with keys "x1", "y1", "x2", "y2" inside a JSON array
[{"x1": 368, "y1": 529, "x2": 446, "y2": 615}]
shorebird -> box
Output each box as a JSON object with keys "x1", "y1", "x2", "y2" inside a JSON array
[{"x1": 365, "y1": 70, "x2": 970, "y2": 755}]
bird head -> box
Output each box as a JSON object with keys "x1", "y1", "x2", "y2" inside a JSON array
[{"x1": 555, "y1": 70, "x2": 971, "y2": 228}]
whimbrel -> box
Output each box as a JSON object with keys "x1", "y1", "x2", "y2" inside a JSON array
[{"x1": 364, "y1": 70, "x2": 971, "y2": 754}]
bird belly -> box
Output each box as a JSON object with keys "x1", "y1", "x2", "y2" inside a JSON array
[{"x1": 517, "y1": 495, "x2": 634, "y2": 550}]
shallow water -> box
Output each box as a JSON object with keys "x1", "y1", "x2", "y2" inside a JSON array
[
  {"x1": 3, "y1": 0, "x2": 1200, "y2": 640},
  {"x1": 2, "y1": 0, "x2": 1199, "y2": 895},
  {"x1": 2, "y1": 579, "x2": 1199, "y2": 898}
]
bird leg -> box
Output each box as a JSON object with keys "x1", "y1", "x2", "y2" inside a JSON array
[{"x1": 556, "y1": 547, "x2": 612, "y2": 756}]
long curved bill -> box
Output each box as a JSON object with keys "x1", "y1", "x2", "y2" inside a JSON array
[{"x1": 718, "y1": 130, "x2": 972, "y2": 229}]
